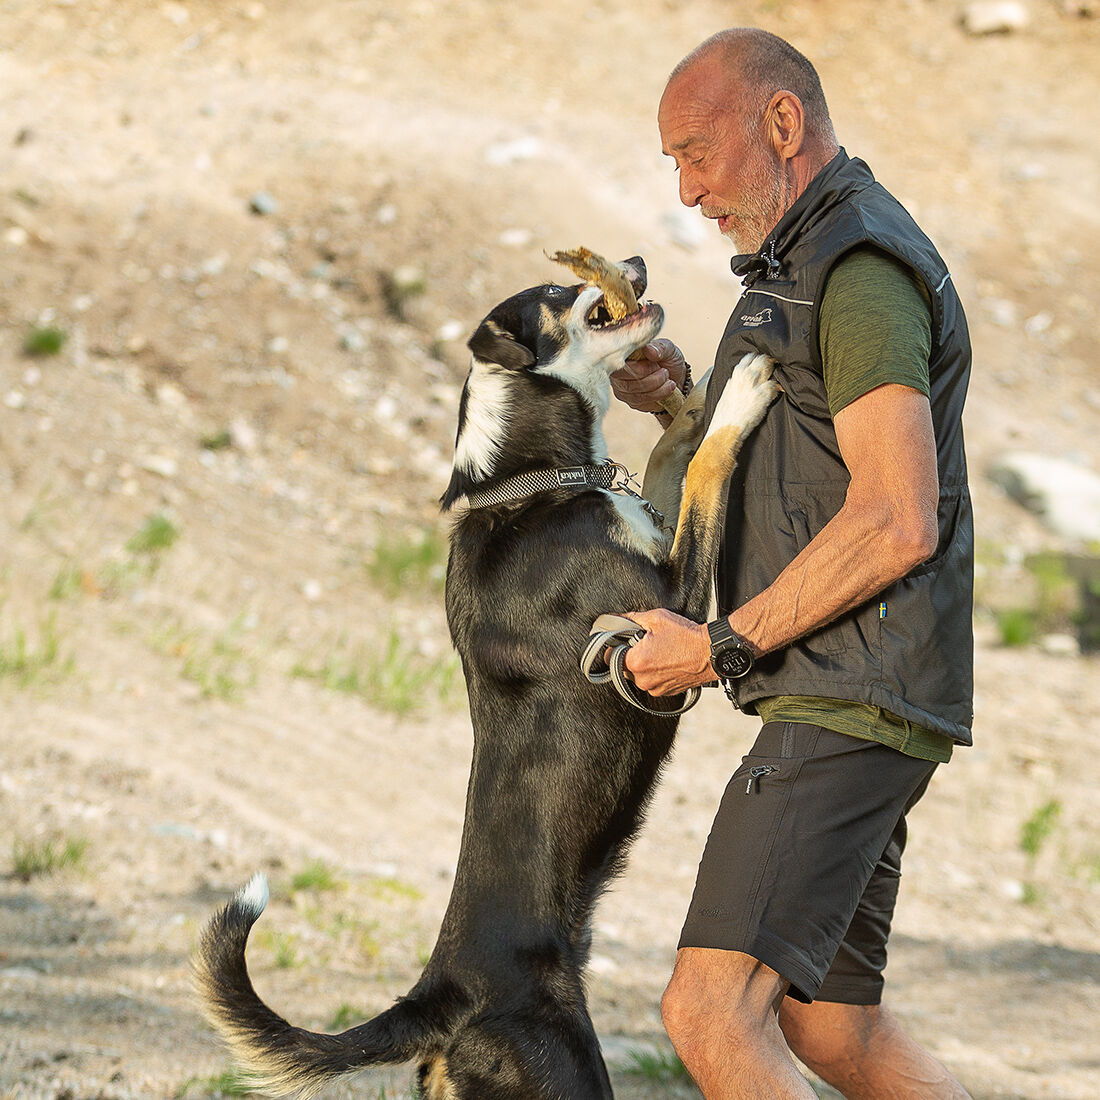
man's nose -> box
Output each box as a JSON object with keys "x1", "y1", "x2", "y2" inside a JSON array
[{"x1": 678, "y1": 169, "x2": 704, "y2": 208}]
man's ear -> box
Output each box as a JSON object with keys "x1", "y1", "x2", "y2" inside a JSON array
[
  {"x1": 467, "y1": 318, "x2": 537, "y2": 369},
  {"x1": 765, "y1": 90, "x2": 805, "y2": 161}
]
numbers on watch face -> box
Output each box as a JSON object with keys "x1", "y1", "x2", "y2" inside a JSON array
[{"x1": 715, "y1": 646, "x2": 752, "y2": 679}]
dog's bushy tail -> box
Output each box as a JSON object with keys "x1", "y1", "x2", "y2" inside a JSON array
[{"x1": 193, "y1": 875, "x2": 442, "y2": 1098}]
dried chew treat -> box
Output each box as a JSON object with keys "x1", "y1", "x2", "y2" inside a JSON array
[
  {"x1": 548, "y1": 246, "x2": 639, "y2": 321},
  {"x1": 549, "y1": 247, "x2": 683, "y2": 417}
]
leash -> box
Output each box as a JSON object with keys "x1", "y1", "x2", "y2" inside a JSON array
[{"x1": 580, "y1": 614, "x2": 701, "y2": 717}]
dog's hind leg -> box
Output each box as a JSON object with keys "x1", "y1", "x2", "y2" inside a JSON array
[
  {"x1": 669, "y1": 354, "x2": 778, "y2": 621},
  {"x1": 640, "y1": 368, "x2": 710, "y2": 526}
]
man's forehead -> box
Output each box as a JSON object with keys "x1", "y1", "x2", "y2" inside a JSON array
[
  {"x1": 658, "y1": 97, "x2": 721, "y2": 155},
  {"x1": 659, "y1": 58, "x2": 744, "y2": 146}
]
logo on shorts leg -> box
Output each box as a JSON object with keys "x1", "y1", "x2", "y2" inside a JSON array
[{"x1": 699, "y1": 906, "x2": 736, "y2": 921}]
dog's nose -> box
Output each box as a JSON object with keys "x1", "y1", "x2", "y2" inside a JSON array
[{"x1": 621, "y1": 256, "x2": 647, "y2": 298}]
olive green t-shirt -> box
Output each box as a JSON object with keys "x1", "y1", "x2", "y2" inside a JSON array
[{"x1": 761, "y1": 245, "x2": 953, "y2": 763}]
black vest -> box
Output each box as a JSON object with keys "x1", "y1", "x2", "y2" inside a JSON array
[{"x1": 706, "y1": 150, "x2": 974, "y2": 743}]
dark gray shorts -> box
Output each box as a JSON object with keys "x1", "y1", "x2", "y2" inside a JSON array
[{"x1": 678, "y1": 721, "x2": 936, "y2": 1004}]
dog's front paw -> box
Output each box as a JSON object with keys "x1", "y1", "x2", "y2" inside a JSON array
[{"x1": 709, "y1": 353, "x2": 779, "y2": 438}]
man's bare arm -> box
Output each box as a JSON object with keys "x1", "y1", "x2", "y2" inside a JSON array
[{"x1": 624, "y1": 383, "x2": 939, "y2": 695}]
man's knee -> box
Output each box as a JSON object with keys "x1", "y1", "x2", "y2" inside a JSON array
[
  {"x1": 660, "y1": 960, "x2": 704, "y2": 1049},
  {"x1": 662, "y1": 947, "x2": 787, "y2": 1049}
]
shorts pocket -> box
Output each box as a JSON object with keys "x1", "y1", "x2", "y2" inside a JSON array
[{"x1": 728, "y1": 751, "x2": 807, "y2": 936}]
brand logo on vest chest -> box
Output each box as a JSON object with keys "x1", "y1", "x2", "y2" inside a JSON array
[{"x1": 739, "y1": 307, "x2": 773, "y2": 328}]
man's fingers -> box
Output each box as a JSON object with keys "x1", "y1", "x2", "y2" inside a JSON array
[{"x1": 614, "y1": 369, "x2": 671, "y2": 395}]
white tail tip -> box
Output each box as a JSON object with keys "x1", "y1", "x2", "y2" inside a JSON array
[{"x1": 237, "y1": 872, "x2": 270, "y2": 918}]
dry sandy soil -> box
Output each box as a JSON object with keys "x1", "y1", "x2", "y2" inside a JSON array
[{"x1": 1, "y1": 1, "x2": 1098, "y2": 1098}]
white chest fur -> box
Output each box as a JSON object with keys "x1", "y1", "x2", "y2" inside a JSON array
[{"x1": 601, "y1": 489, "x2": 668, "y2": 563}]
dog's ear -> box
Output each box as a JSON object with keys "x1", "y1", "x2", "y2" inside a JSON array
[{"x1": 468, "y1": 318, "x2": 536, "y2": 370}]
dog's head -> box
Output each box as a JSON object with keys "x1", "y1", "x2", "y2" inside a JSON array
[
  {"x1": 466, "y1": 256, "x2": 663, "y2": 384},
  {"x1": 441, "y1": 258, "x2": 664, "y2": 510}
]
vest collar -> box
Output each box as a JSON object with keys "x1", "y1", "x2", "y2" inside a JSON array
[{"x1": 731, "y1": 148, "x2": 874, "y2": 285}]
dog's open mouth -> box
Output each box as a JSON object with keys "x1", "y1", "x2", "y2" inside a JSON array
[{"x1": 586, "y1": 295, "x2": 655, "y2": 330}]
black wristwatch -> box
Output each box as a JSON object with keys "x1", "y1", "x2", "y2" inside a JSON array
[{"x1": 707, "y1": 617, "x2": 755, "y2": 681}]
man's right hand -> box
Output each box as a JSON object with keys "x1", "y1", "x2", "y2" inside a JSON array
[{"x1": 611, "y1": 339, "x2": 689, "y2": 413}]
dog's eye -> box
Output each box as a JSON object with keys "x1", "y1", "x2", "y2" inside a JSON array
[{"x1": 545, "y1": 284, "x2": 568, "y2": 296}]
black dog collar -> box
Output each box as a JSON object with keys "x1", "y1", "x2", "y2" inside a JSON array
[{"x1": 461, "y1": 461, "x2": 669, "y2": 533}]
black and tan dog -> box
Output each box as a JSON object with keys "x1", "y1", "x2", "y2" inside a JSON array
[{"x1": 193, "y1": 258, "x2": 777, "y2": 1099}]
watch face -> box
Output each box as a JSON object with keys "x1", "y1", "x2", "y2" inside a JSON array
[{"x1": 715, "y1": 646, "x2": 753, "y2": 679}]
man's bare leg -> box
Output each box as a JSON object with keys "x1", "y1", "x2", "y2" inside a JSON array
[
  {"x1": 661, "y1": 947, "x2": 816, "y2": 1099},
  {"x1": 779, "y1": 999, "x2": 972, "y2": 1099}
]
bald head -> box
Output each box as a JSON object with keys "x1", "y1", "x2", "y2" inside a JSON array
[
  {"x1": 658, "y1": 30, "x2": 839, "y2": 251},
  {"x1": 671, "y1": 29, "x2": 836, "y2": 148}
]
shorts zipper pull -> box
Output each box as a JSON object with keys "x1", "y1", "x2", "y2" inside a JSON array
[{"x1": 745, "y1": 764, "x2": 777, "y2": 794}]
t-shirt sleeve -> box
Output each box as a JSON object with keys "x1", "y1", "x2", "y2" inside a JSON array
[{"x1": 818, "y1": 246, "x2": 933, "y2": 418}]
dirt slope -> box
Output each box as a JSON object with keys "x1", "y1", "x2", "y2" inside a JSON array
[{"x1": 1, "y1": 2, "x2": 1098, "y2": 1098}]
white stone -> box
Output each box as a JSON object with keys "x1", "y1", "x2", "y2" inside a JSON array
[
  {"x1": 485, "y1": 136, "x2": 542, "y2": 166},
  {"x1": 988, "y1": 452, "x2": 1100, "y2": 542},
  {"x1": 1039, "y1": 633, "x2": 1081, "y2": 657},
  {"x1": 498, "y1": 227, "x2": 533, "y2": 248},
  {"x1": 230, "y1": 416, "x2": 258, "y2": 453},
  {"x1": 961, "y1": 1, "x2": 1030, "y2": 34},
  {"x1": 139, "y1": 454, "x2": 179, "y2": 478}
]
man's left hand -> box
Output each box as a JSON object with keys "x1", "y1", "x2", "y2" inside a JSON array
[
  {"x1": 621, "y1": 609, "x2": 715, "y2": 696},
  {"x1": 610, "y1": 339, "x2": 688, "y2": 413}
]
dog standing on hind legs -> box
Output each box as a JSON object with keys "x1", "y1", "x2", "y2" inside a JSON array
[{"x1": 193, "y1": 256, "x2": 778, "y2": 1099}]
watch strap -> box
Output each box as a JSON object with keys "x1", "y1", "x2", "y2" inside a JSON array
[{"x1": 707, "y1": 616, "x2": 741, "y2": 650}]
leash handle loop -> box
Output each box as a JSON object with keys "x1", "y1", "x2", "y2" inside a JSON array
[{"x1": 580, "y1": 615, "x2": 701, "y2": 718}]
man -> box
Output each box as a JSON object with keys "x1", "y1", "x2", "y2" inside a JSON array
[{"x1": 610, "y1": 29, "x2": 974, "y2": 1100}]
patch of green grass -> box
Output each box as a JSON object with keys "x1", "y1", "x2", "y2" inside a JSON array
[
  {"x1": 381, "y1": 265, "x2": 426, "y2": 321},
  {"x1": 127, "y1": 512, "x2": 180, "y2": 554},
  {"x1": 367, "y1": 875, "x2": 424, "y2": 902},
  {"x1": 0, "y1": 615, "x2": 72, "y2": 686},
  {"x1": 328, "y1": 1002, "x2": 369, "y2": 1030},
  {"x1": 300, "y1": 904, "x2": 384, "y2": 960},
  {"x1": 291, "y1": 859, "x2": 342, "y2": 893},
  {"x1": 48, "y1": 562, "x2": 85, "y2": 601},
  {"x1": 291, "y1": 631, "x2": 461, "y2": 715},
  {"x1": 622, "y1": 1046, "x2": 691, "y2": 1083},
  {"x1": 254, "y1": 928, "x2": 299, "y2": 969},
  {"x1": 149, "y1": 616, "x2": 258, "y2": 701},
  {"x1": 1082, "y1": 853, "x2": 1100, "y2": 884},
  {"x1": 95, "y1": 556, "x2": 148, "y2": 597},
  {"x1": 18, "y1": 485, "x2": 64, "y2": 532},
  {"x1": 1027, "y1": 552, "x2": 1077, "y2": 624},
  {"x1": 1019, "y1": 798, "x2": 1061, "y2": 859},
  {"x1": 995, "y1": 607, "x2": 1036, "y2": 647},
  {"x1": 24, "y1": 325, "x2": 67, "y2": 356},
  {"x1": 1020, "y1": 881, "x2": 1043, "y2": 906},
  {"x1": 987, "y1": 551, "x2": 1085, "y2": 647},
  {"x1": 200, "y1": 427, "x2": 233, "y2": 451},
  {"x1": 176, "y1": 1066, "x2": 256, "y2": 1097},
  {"x1": 11, "y1": 833, "x2": 88, "y2": 881},
  {"x1": 366, "y1": 530, "x2": 447, "y2": 597}
]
